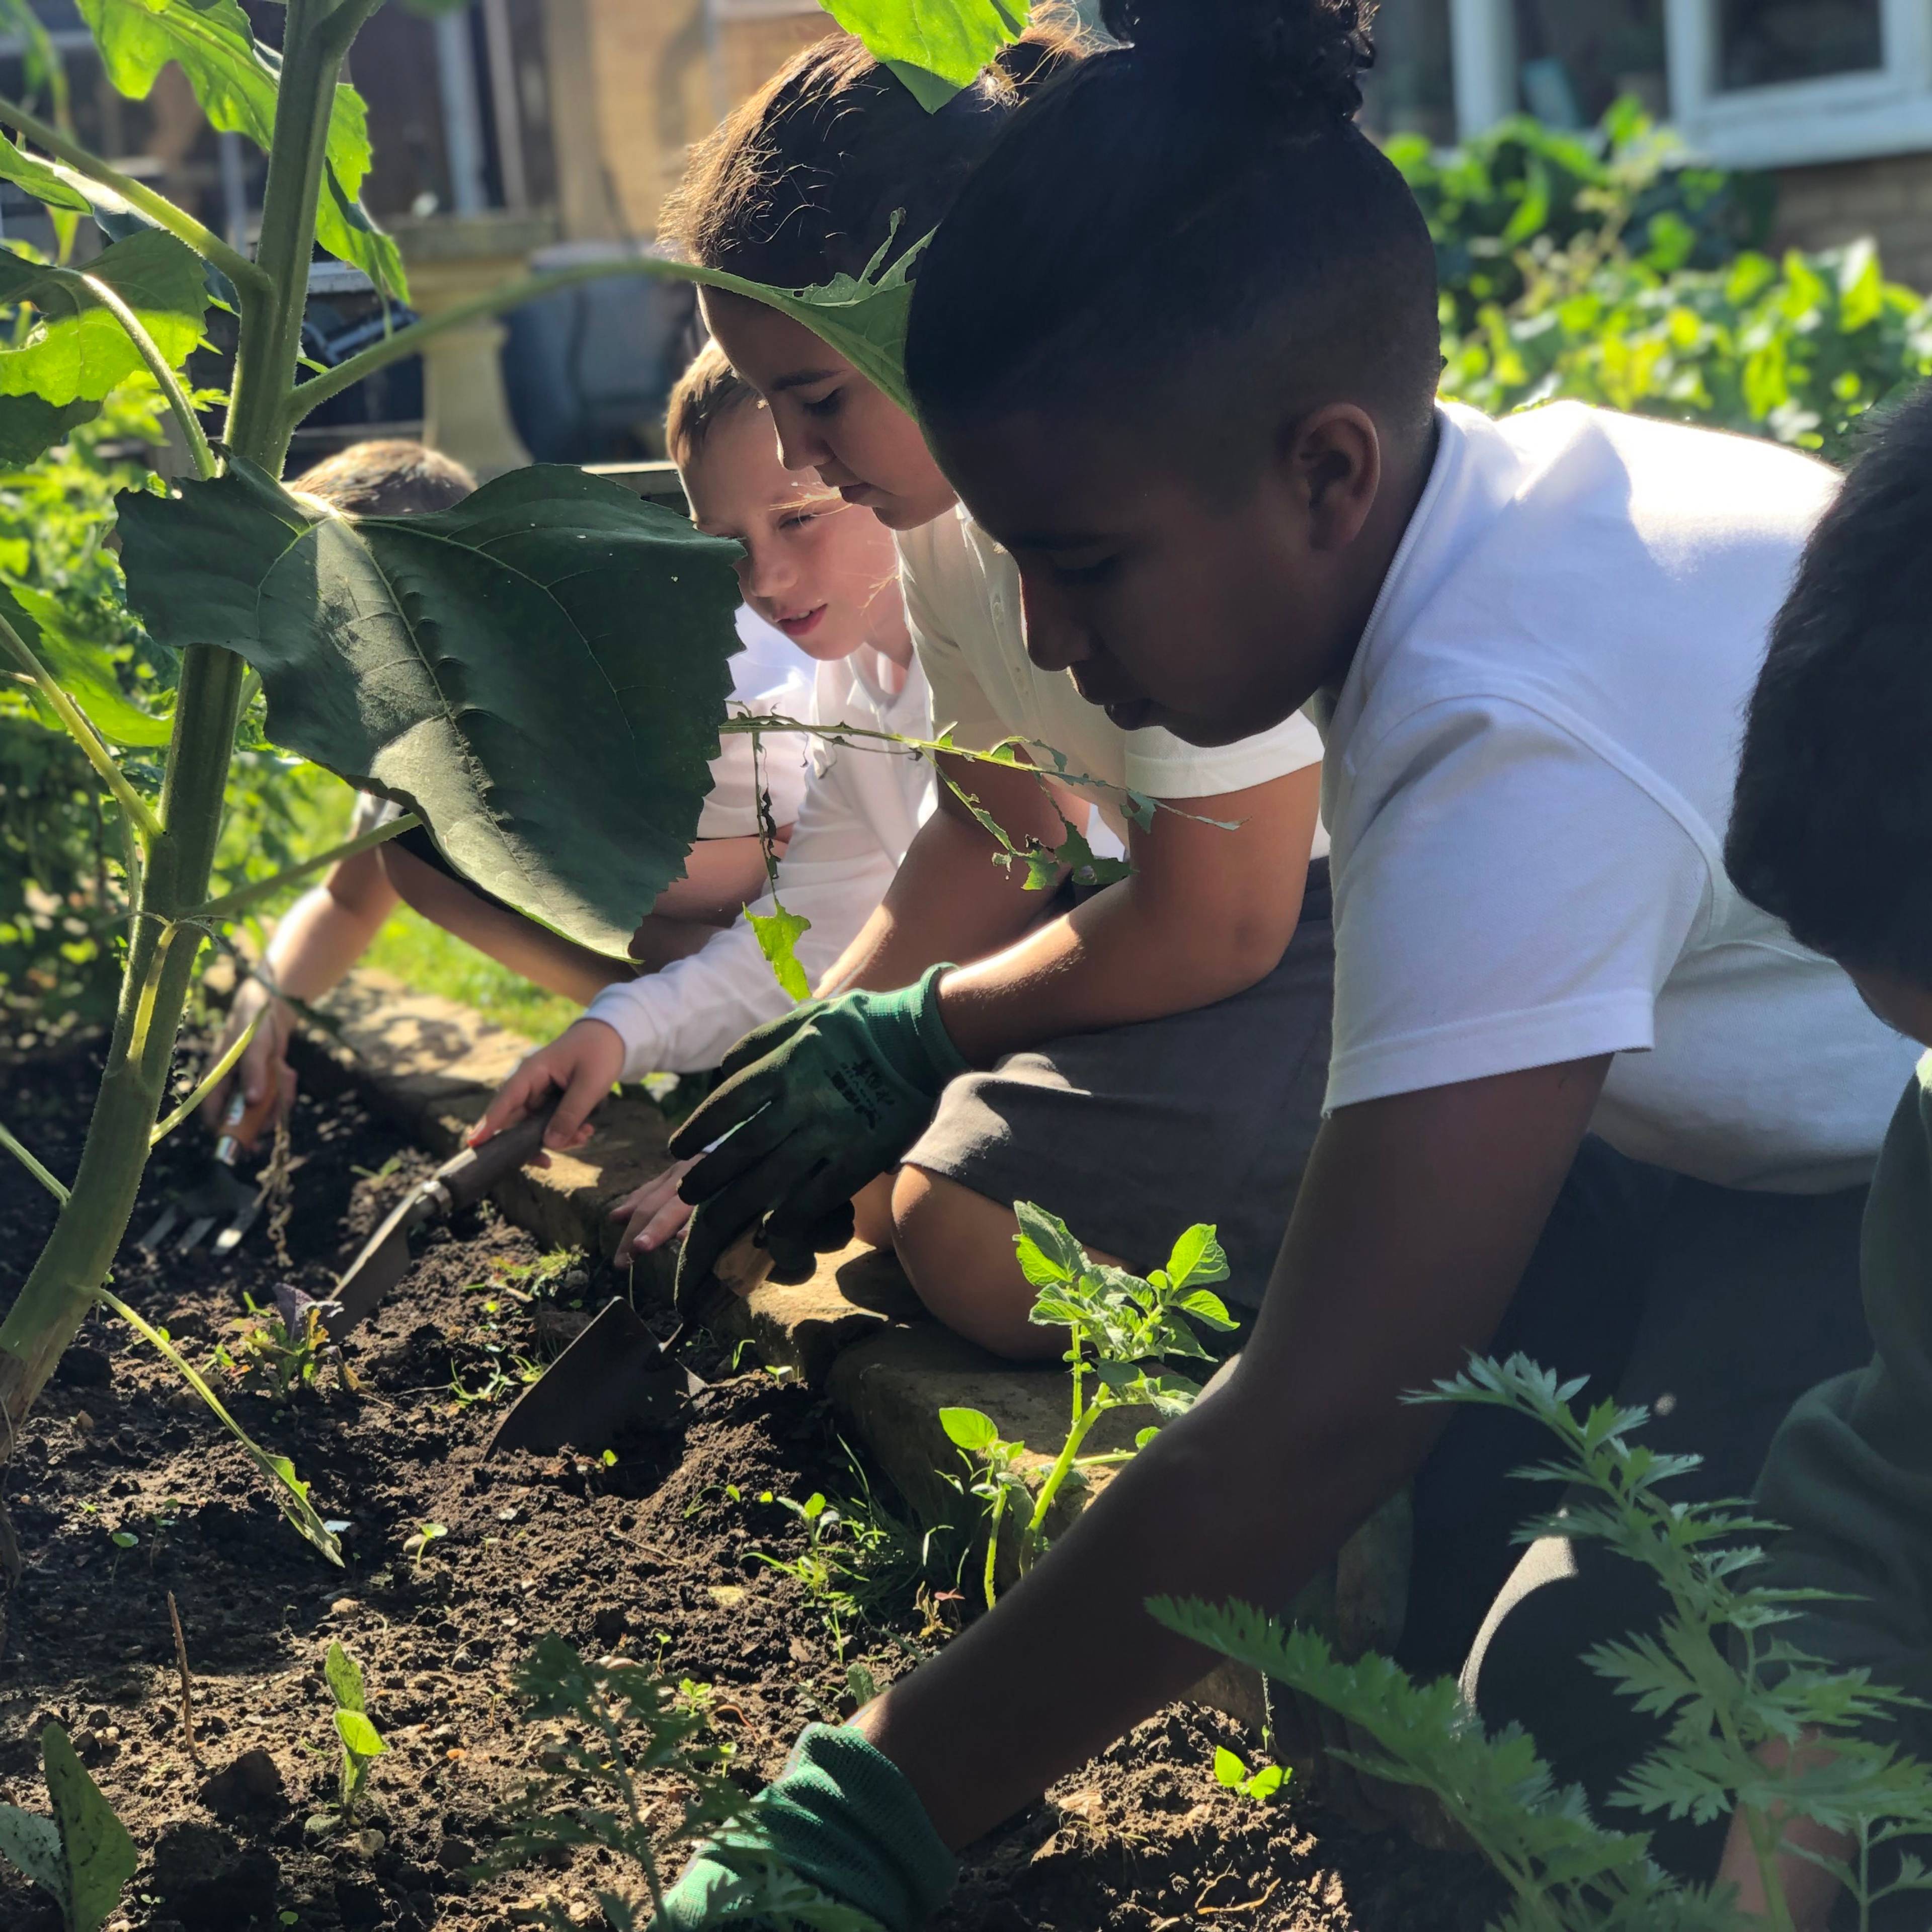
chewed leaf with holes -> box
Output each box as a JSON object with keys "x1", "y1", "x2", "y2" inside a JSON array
[
  {"x1": 635, "y1": 228, "x2": 929, "y2": 418},
  {"x1": 118, "y1": 460, "x2": 744, "y2": 955},
  {"x1": 0, "y1": 229, "x2": 209, "y2": 404}
]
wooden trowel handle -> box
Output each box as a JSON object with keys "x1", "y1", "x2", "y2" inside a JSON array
[
  {"x1": 711, "y1": 1228, "x2": 775, "y2": 1301},
  {"x1": 436, "y1": 1105, "x2": 557, "y2": 1214}
]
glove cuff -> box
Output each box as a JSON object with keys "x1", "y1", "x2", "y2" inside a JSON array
[
  {"x1": 870, "y1": 964, "x2": 972, "y2": 1093},
  {"x1": 750, "y1": 1724, "x2": 957, "y2": 1930}
]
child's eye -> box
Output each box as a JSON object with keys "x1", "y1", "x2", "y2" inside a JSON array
[
  {"x1": 777, "y1": 512, "x2": 820, "y2": 533},
  {"x1": 799, "y1": 388, "x2": 843, "y2": 419}
]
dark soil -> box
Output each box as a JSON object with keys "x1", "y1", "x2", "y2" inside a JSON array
[{"x1": 1, "y1": 1034, "x2": 1499, "y2": 1931}]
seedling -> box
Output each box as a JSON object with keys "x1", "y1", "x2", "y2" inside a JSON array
[
  {"x1": 489, "y1": 1634, "x2": 881, "y2": 1932},
  {"x1": 1154, "y1": 1354, "x2": 1932, "y2": 1932},
  {"x1": 403, "y1": 1520, "x2": 447, "y2": 1578},
  {"x1": 210, "y1": 1294, "x2": 328, "y2": 1400},
  {"x1": 324, "y1": 1641, "x2": 386, "y2": 1822},
  {"x1": 0, "y1": 1723, "x2": 137, "y2": 1932},
  {"x1": 106, "y1": 1526, "x2": 136, "y2": 1579},
  {"x1": 942, "y1": 1206, "x2": 1238, "y2": 1604},
  {"x1": 1213, "y1": 1746, "x2": 1286, "y2": 1806},
  {"x1": 938, "y1": 1409, "x2": 1032, "y2": 1613}
]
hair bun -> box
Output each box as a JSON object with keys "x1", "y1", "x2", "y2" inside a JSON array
[{"x1": 1098, "y1": 0, "x2": 1375, "y2": 117}]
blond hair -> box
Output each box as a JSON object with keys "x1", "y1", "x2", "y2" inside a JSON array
[{"x1": 665, "y1": 341, "x2": 762, "y2": 470}]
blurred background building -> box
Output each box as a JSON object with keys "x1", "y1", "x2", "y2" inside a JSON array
[{"x1": 4, "y1": 0, "x2": 1925, "y2": 472}]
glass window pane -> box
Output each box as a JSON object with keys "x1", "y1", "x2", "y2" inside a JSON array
[
  {"x1": 1512, "y1": 0, "x2": 1667, "y2": 128},
  {"x1": 1717, "y1": 0, "x2": 1883, "y2": 91},
  {"x1": 1359, "y1": 0, "x2": 1456, "y2": 148}
]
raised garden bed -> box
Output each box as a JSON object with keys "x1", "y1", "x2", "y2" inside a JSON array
[{"x1": 0, "y1": 1029, "x2": 1498, "y2": 1932}]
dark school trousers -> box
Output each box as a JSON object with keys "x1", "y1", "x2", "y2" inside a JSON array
[{"x1": 1403, "y1": 1137, "x2": 1873, "y2": 1874}]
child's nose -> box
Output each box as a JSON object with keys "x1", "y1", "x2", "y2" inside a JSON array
[{"x1": 1018, "y1": 577, "x2": 1089, "y2": 672}]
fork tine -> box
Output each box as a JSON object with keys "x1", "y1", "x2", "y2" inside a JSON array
[
  {"x1": 178, "y1": 1215, "x2": 217, "y2": 1254},
  {"x1": 211, "y1": 1190, "x2": 267, "y2": 1255},
  {"x1": 137, "y1": 1204, "x2": 181, "y2": 1252}
]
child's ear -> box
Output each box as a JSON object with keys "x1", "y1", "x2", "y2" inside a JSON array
[{"x1": 1275, "y1": 404, "x2": 1382, "y2": 553}]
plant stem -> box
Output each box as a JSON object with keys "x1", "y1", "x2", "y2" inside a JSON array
[
  {"x1": 982, "y1": 1485, "x2": 1005, "y2": 1613},
  {"x1": 275, "y1": 257, "x2": 694, "y2": 440},
  {"x1": 223, "y1": 0, "x2": 347, "y2": 472},
  {"x1": 0, "y1": 607, "x2": 163, "y2": 841},
  {"x1": 62, "y1": 269, "x2": 216, "y2": 480},
  {"x1": 189, "y1": 810, "x2": 418, "y2": 921},
  {"x1": 1026, "y1": 1392, "x2": 1108, "y2": 1550},
  {"x1": 0, "y1": 94, "x2": 266, "y2": 296},
  {"x1": 0, "y1": 1118, "x2": 67, "y2": 1202},
  {"x1": 148, "y1": 1006, "x2": 262, "y2": 1147}
]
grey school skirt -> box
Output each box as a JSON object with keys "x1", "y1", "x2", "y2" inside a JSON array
[{"x1": 903, "y1": 859, "x2": 1333, "y2": 1309}]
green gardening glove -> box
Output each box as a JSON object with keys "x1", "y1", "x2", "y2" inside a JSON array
[
  {"x1": 668, "y1": 967, "x2": 969, "y2": 1307},
  {"x1": 653, "y1": 1724, "x2": 956, "y2": 1931}
]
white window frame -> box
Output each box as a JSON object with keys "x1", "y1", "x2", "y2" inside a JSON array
[{"x1": 1448, "y1": 0, "x2": 1932, "y2": 171}]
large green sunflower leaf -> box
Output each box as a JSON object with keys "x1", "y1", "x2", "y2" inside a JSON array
[
  {"x1": 821, "y1": 0, "x2": 1030, "y2": 108},
  {"x1": 0, "y1": 228, "x2": 209, "y2": 404},
  {"x1": 118, "y1": 460, "x2": 744, "y2": 954},
  {"x1": 74, "y1": 0, "x2": 406, "y2": 298}
]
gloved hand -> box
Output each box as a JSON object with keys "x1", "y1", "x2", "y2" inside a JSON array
[
  {"x1": 653, "y1": 1724, "x2": 956, "y2": 1931},
  {"x1": 667, "y1": 967, "x2": 969, "y2": 1307}
]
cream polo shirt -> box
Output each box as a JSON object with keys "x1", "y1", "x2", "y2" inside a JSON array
[{"x1": 895, "y1": 506, "x2": 1325, "y2": 843}]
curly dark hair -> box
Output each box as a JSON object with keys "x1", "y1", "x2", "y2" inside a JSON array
[
  {"x1": 1726, "y1": 381, "x2": 1932, "y2": 978},
  {"x1": 904, "y1": 0, "x2": 1440, "y2": 458}
]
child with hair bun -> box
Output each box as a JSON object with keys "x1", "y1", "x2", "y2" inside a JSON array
[{"x1": 648, "y1": 1, "x2": 1921, "y2": 1920}]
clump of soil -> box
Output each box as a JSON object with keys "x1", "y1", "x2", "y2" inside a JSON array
[{"x1": 1, "y1": 1034, "x2": 1498, "y2": 1930}]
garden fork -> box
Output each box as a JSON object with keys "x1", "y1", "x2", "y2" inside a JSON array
[{"x1": 135, "y1": 1089, "x2": 269, "y2": 1256}]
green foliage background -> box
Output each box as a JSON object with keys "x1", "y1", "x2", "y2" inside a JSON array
[{"x1": 10, "y1": 99, "x2": 1932, "y2": 1040}]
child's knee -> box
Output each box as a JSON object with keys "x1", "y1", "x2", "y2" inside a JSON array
[
  {"x1": 890, "y1": 1167, "x2": 1064, "y2": 1362},
  {"x1": 852, "y1": 1173, "x2": 897, "y2": 1250}
]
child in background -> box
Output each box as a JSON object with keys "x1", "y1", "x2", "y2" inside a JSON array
[
  {"x1": 202, "y1": 434, "x2": 818, "y2": 1149},
  {"x1": 1713, "y1": 384, "x2": 1932, "y2": 1928},
  {"x1": 649, "y1": 2, "x2": 1917, "y2": 1921},
  {"x1": 474, "y1": 344, "x2": 933, "y2": 1264}
]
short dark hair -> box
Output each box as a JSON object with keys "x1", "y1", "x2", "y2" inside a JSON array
[
  {"x1": 1727, "y1": 382, "x2": 1932, "y2": 979},
  {"x1": 291, "y1": 439, "x2": 476, "y2": 516},
  {"x1": 659, "y1": 16, "x2": 1088, "y2": 288},
  {"x1": 904, "y1": 0, "x2": 1442, "y2": 463}
]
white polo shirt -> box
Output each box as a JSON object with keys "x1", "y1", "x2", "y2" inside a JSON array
[{"x1": 1320, "y1": 400, "x2": 1914, "y2": 1192}]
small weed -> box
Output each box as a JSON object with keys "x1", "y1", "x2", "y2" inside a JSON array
[
  {"x1": 403, "y1": 1521, "x2": 448, "y2": 1578},
  {"x1": 488, "y1": 1635, "x2": 878, "y2": 1931},
  {"x1": 209, "y1": 1295, "x2": 331, "y2": 1401},
  {"x1": 323, "y1": 1642, "x2": 385, "y2": 1822},
  {"x1": 449, "y1": 1352, "x2": 542, "y2": 1408},
  {"x1": 1213, "y1": 1746, "x2": 1285, "y2": 1805},
  {"x1": 350, "y1": 1154, "x2": 404, "y2": 1183}
]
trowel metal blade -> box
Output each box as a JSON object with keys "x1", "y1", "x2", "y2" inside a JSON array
[
  {"x1": 324, "y1": 1193, "x2": 429, "y2": 1339},
  {"x1": 487, "y1": 1299, "x2": 694, "y2": 1458}
]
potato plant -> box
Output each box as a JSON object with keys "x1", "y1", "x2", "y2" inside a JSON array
[
  {"x1": 0, "y1": 0, "x2": 1031, "y2": 1544},
  {"x1": 943, "y1": 1203, "x2": 1237, "y2": 1606}
]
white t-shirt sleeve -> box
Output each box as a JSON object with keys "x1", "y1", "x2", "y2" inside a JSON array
[
  {"x1": 1119, "y1": 708, "x2": 1323, "y2": 800},
  {"x1": 901, "y1": 533, "x2": 1012, "y2": 757},
  {"x1": 1326, "y1": 696, "x2": 1710, "y2": 1110}
]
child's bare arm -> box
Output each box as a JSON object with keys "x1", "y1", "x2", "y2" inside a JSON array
[
  {"x1": 933, "y1": 763, "x2": 1319, "y2": 1065},
  {"x1": 855, "y1": 1053, "x2": 1610, "y2": 1849}
]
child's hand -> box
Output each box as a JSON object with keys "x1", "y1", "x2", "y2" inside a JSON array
[
  {"x1": 610, "y1": 1157, "x2": 698, "y2": 1264},
  {"x1": 469, "y1": 1018, "x2": 625, "y2": 1156},
  {"x1": 201, "y1": 978, "x2": 296, "y2": 1151}
]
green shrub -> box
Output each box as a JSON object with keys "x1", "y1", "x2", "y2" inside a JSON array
[
  {"x1": 1418, "y1": 104, "x2": 1932, "y2": 459},
  {"x1": 0, "y1": 385, "x2": 171, "y2": 1040}
]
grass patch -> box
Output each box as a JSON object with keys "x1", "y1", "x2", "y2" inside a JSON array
[{"x1": 364, "y1": 906, "x2": 581, "y2": 1044}]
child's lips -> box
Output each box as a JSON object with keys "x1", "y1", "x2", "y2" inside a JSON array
[{"x1": 775, "y1": 605, "x2": 827, "y2": 638}]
